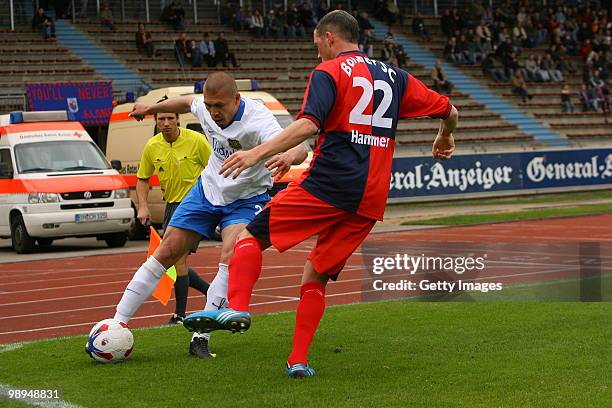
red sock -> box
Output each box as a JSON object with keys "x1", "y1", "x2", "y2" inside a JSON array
[
  {"x1": 227, "y1": 238, "x2": 262, "y2": 312},
  {"x1": 287, "y1": 281, "x2": 326, "y2": 366}
]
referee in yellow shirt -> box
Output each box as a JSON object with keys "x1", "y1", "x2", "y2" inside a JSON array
[{"x1": 136, "y1": 104, "x2": 212, "y2": 324}]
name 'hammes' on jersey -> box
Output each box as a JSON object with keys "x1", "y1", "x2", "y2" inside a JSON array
[
  {"x1": 351, "y1": 130, "x2": 390, "y2": 147},
  {"x1": 212, "y1": 138, "x2": 238, "y2": 160}
]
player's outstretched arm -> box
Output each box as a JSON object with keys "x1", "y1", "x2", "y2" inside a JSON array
[
  {"x1": 129, "y1": 96, "x2": 196, "y2": 121},
  {"x1": 265, "y1": 143, "x2": 309, "y2": 179},
  {"x1": 432, "y1": 105, "x2": 459, "y2": 160},
  {"x1": 220, "y1": 118, "x2": 317, "y2": 179}
]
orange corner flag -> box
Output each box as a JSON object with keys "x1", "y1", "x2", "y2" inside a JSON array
[{"x1": 148, "y1": 227, "x2": 177, "y2": 306}]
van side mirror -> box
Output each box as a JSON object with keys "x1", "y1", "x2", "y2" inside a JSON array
[
  {"x1": 0, "y1": 162, "x2": 13, "y2": 179},
  {"x1": 110, "y1": 160, "x2": 122, "y2": 171}
]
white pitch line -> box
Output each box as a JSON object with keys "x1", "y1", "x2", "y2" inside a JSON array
[
  {"x1": 0, "y1": 343, "x2": 23, "y2": 353},
  {"x1": 0, "y1": 265, "x2": 584, "y2": 335},
  {"x1": 0, "y1": 263, "x2": 305, "y2": 282},
  {"x1": 0, "y1": 292, "x2": 300, "y2": 321},
  {"x1": 0, "y1": 264, "x2": 318, "y2": 293}
]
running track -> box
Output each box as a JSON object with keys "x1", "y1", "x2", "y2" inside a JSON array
[{"x1": 1, "y1": 214, "x2": 611, "y2": 344}]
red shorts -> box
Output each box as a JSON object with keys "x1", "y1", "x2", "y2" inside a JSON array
[{"x1": 246, "y1": 185, "x2": 376, "y2": 277}]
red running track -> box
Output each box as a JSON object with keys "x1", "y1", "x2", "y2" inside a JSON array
[{"x1": 1, "y1": 214, "x2": 611, "y2": 344}]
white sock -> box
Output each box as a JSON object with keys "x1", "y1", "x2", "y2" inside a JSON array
[
  {"x1": 191, "y1": 263, "x2": 229, "y2": 342},
  {"x1": 114, "y1": 256, "x2": 165, "y2": 323}
]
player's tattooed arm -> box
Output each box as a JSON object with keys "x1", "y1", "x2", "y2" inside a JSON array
[
  {"x1": 432, "y1": 105, "x2": 458, "y2": 160},
  {"x1": 130, "y1": 96, "x2": 196, "y2": 121},
  {"x1": 220, "y1": 118, "x2": 317, "y2": 179}
]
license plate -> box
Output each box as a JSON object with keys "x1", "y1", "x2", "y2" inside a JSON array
[{"x1": 75, "y1": 212, "x2": 107, "y2": 223}]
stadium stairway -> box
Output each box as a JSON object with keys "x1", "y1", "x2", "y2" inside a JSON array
[
  {"x1": 54, "y1": 20, "x2": 149, "y2": 95},
  {"x1": 370, "y1": 19, "x2": 570, "y2": 147}
]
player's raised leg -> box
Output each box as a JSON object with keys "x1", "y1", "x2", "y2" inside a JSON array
[
  {"x1": 189, "y1": 222, "x2": 245, "y2": 358},
  {"x1": 114, "y1": 226, "x2": 201, "y2": 324}
]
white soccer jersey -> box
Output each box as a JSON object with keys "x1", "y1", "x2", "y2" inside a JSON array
[{"x1": 190, "y1": 96, "x2": 283, "y2": 206}]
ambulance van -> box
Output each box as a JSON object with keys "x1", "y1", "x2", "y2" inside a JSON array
[
  {"x1": 106, "y1": 80, "x2": 311, "y2": 240},
  {"x1": 0, "y1": 111, "x2": 133, "y2": 253}
]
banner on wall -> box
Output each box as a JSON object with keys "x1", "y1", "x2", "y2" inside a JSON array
[
  {"x1": 26, "y1": 82, "x2": 114, "y2": 125},
  {"x1": 389, "y1": 148, "x2": 612, "y2": 200}
]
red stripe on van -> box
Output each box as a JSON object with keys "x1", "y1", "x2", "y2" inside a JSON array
[
  {"x1": 110, "y1": 112, "x2": 153, "y2": 122},
  {"x1": 121, "y1": 174, "x2": 160, "y2": 187},
  {"x1": 0, "y1": 122, "x2": 84, "y2": 136},
  {"x1": 0, "y1": 174, "x2": 128, "y2": 194}
]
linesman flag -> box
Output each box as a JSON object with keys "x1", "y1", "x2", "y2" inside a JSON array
[{"x1": 147, "y1": 226, "x2": 177, "y2": 305}]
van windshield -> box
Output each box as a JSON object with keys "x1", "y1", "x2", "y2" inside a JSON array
[{"x1": 15, "y1": 141, "x2": 110, "y2": 174}]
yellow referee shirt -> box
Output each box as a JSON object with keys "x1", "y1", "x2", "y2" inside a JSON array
[{"x1": 136, "y1": 127, "x2": 211, "y2": 203}]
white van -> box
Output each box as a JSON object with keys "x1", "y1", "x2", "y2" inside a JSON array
[
  {"x1": 0, "y1": 111, "x2": 133, "y2": 253},
  {"x1": 107, "y1": 80, "x2": 311, "y2": 239}
]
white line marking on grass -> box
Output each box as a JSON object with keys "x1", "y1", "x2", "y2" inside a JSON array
[
  {"x1": 0, "y1": 384, "x2": 84, "y2": 408},
  {"x1": 0, "y1": 343, "x2": 23, "y2": 353},
  {"x1": 0, "y1": 265, "x2": 593, "y2": 337},
  {"x1": 0, "y1": 265, "x2": 307, "y2": 295}
]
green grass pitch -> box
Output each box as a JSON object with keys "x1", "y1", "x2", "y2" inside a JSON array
[{"x1": 1, "y1": 300, "x2": 610, "y2": 408}]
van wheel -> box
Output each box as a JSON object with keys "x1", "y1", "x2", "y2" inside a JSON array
[
  {"x1": 104, "y1": 232, "x2": 127, "y2": 248},
  {"x1": 37, "y1": 238, "x2": 54, "y2": 248},
  {"x1": 11, "y1": 214, "x2": 36, "y2": 254},
  {"x1": 127, "y1": 217, "x2": 147, "y2": 241}
]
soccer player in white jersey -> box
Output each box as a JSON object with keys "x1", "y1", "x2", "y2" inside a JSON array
[{"x1": 111, "y1": 72, "x2": 308, "y2": 357}]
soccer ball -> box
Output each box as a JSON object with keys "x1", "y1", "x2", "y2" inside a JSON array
[{"x1": 85, "y1": 319, "x2": 134, "y2": 363}]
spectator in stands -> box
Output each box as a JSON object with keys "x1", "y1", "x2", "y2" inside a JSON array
[
  {"x1": 542, "y1": 52, "x2": 564, "y2": 82},
  {"x1": 250, "y1": 9, "x2": 264, "y2": 38},
  {"x1": 513, "y1": 22, "x2": 529, "y2": 48},
  {"x1": 190, "y1": 40, "x2": 204, "y2": 68},
  {"x1": 536, "y1": 55, "x2": 551, "y2": 81},
  {"x1": 580, "y1": 84, "x2": 597, "y2": 112},
  {"x1": 560, "y1": 85, "x2": 575, "y2": 113},
  {"x1": 221, "y1": 1, "x2": 234, "y2": 26},
  {"x1": 100, "y1": 3, "x2": 115, "y2": 31},
  {"x1": 482, "y1": 53, "x2": 507, "y2": 82},
  {"x1": 458, "y1": 34, "x2": 480, "y2": 64},
  {"x1": 524, "y1": 55, "x2": 544, "y2": 82},
  {"x1": 475, "y1": 20, "x2": 492, "y2": 45},
  {"x1": 174, "y1": 32, "x2": 192, "y2": 67},
  {"x1": 412, "y1": 12, "x2": 431, "y2": 42},
  {"x1": 285, "y1": 5, "x2": 304, "y2": 37},
  {"x1": 591, "y1": 85, "x2": 605, "y2": 112},
  {"x1": 32, "y1": 7, "x2": 55, "y2": 40},
  {"x1": 214, "y1": 32, "x2": 239, "y2": 68},
  {"x1": 383, "y1": 0, "x2": 403, "y2": 26},
  {"x1": 511, "y1": 70, "x2": 532, "y2": 103},
  {"x1": 383, "y1": 30, "x2": 397, "y2": 46},
  {"x1": 359, "y1": 29, "x2": 374, "y2": 58},
  {"x1": 265, "y1": 10, "x2": 280, "y2": 38},
  {"x1": 162, "y1": 1, "x2": 185, "y2": 31},
  {"x1": 232, "y1": 6, "x2": 246, "y2": 32},
  {"x1": 357, "y1": 12, "x2": 374, "y2": 31},
  {"x1": 431, "y1": 60, "x2": 454, "y2": 95},
  {"x1": 444, "y1": 37, "x2": 464, "y2": 64},
  {"x1": 589, "y1": 70, "x2": 606, "y2": 90},
  {"x1": 441, "y1": 9, "x2": 453, "y2": 38},
  {"x1": 198, "y1": 33, "x2": 216, "y2": 68},
  {"x1": 136, "y1": 23, "x2": 155, "y2": 58},
  {"x1": 580, "y1": 39, "x2": 592, "y2": 60},
  {"x1": 380, "y1": 42, "x2": 398, "y2": 67}
]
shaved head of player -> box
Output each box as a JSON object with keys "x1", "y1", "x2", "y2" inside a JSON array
[
  {"x1": 313, "y1": 10, "x2": 360, "y2": 61},
  {"x1": 203, "y1": 71, "x2": 240, "y2": 128}
]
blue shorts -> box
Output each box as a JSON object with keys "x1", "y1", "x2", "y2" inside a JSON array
[{"x1": 168, "y1": 178, "x2": 269, "y2": 240}]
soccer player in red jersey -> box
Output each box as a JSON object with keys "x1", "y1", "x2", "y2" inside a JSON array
[{"x1": 183, "y1": 10, "x2": 459, "y2": 377}]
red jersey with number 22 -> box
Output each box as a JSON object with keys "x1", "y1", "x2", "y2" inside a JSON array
[{"x1": 296, "y1": 50, "x2": 452, "y2": 220}]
